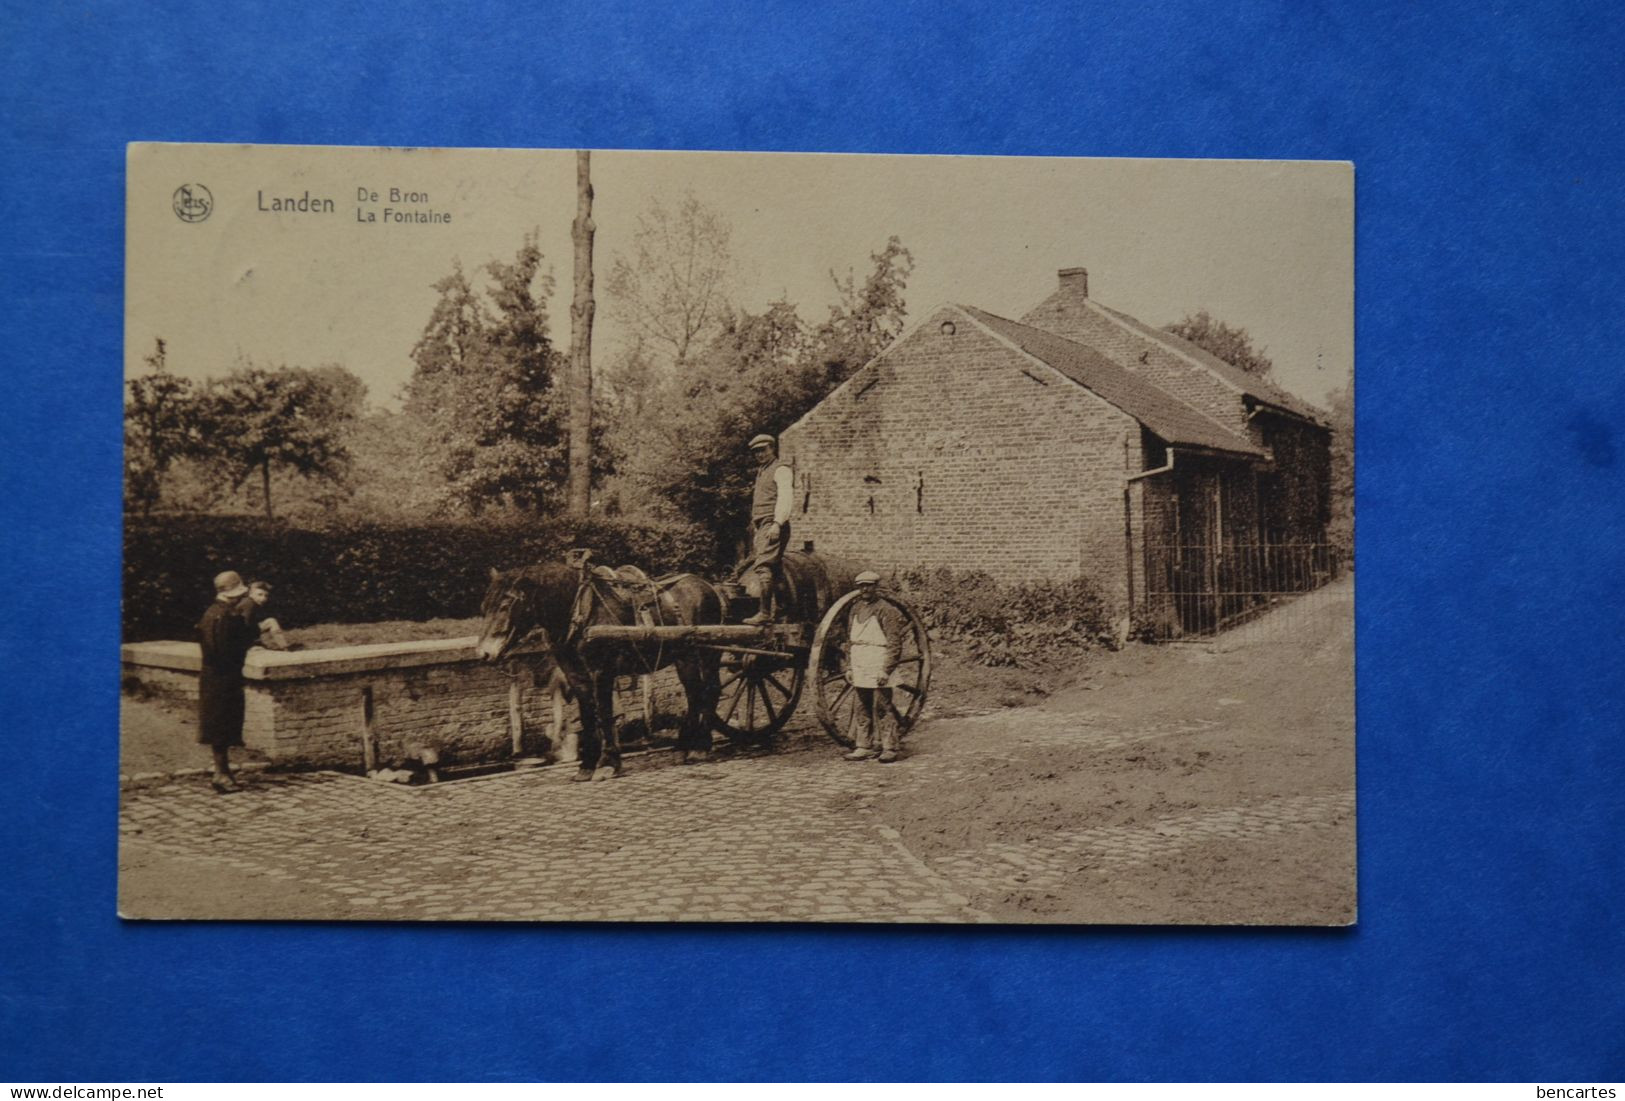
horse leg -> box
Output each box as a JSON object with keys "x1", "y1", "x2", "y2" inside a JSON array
[
  {"x1": 549, "y1": 673, "x2": 576, "y2": 765},
  {"x1": 695, "y1": 652, "x2": 719, "y2": 756},
  {"x1": 569, "y1": 666, "x2": 598, "y2": 782},
  {"x1": 591, "y1": 673, "x2": 622, "y2": 781},
  {"x1": 675, "y1": 654, "x2": 716, "y2": 764}
]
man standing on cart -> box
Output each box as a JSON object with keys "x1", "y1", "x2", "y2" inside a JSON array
[
  {"x1": 742, "y1": 431, "x2": 795, "y2": 625},
  {"x1": 844, "y1": 571, "x2": 907, "y2": 763}
]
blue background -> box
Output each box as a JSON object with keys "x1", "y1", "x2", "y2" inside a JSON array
[{"x1": 2, "y1": 0, "x2": 1622, "y2": 1082}]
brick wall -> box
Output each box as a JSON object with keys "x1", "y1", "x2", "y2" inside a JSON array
[
  {"x1": 244, "y1": 660, "x2": 530, "y2": 767},
  {"x1": 780, "y1": 305, "x2": 1139, "y2": 612},
  {"x1": 122, "y1": 639, "x2": 567, "y2": 768},
  {"x1": 1127, "y1": 432, "x2": 1177, "y2": 612}
]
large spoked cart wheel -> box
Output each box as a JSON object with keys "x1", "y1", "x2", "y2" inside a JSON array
[
  {"x1": 809, "y1": 590, "x2": 932, "y2": 748},
  {"x1": 710, "y1": 646, "x2": 805, "y2": 747}
]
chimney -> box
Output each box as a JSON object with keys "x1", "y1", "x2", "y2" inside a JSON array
[{"x1": 1058, "y1": 267, "x2": 1089, "y2": 299}]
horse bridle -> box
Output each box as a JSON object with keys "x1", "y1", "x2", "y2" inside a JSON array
[{"x1": 491, "y1": 583, "x2": 545, "y2": 661}]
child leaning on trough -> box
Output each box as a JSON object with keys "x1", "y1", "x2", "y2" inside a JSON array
[{"x1": 236, "y1": 579, "x2": 292, "y2": 651}]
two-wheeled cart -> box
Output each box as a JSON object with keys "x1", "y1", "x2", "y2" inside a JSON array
[{"x1": 579, "y1": 586, "x2": 932, "y2": 747}]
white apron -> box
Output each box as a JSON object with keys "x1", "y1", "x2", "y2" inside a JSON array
[{"x1": 849, "y1": 608, "x2": 890, "y2": 689}]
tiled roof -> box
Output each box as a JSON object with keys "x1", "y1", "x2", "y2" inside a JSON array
[
  {"x1": 1091, "y1": 302, "x2": 1329, "y2": 426},
  {"x1": 962, "y1": 307, "x2": 1265, "y2": 457}
]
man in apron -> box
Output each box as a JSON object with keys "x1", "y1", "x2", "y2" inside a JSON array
[{"x1": 844, "y1": 571, "x2": 908, "y2": 763}]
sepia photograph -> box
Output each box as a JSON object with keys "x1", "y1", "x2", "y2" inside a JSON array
[{"x1": 120, "y1": 144, "x2": 1354, "y2": 924}]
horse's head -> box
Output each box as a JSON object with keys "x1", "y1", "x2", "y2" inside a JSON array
[
  {"x1": 475, "y1": 564, "x2": 579, "y2": 662},
  {"x1": 475, "y1": 568, "x2": 531, "y2": 662}
]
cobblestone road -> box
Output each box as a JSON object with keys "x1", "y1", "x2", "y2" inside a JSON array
[{"x1": 120, "y1": 727, "x2": 995, "y2": 923}]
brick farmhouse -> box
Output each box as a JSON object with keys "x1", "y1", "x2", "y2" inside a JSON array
[{"x1": 778, "y1": 267, "x2": 1333, "y2": 636}]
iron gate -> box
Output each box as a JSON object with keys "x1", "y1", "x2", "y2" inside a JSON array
[{"x1": 1140, "y1": 541, "x2": 1342, "y2": 641}]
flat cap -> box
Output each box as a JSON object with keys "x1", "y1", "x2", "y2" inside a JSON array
[
  {"x1": 855, "y1": 570, "x2": 881, "y2": 585},
  {"x1": 747, "y1": 433, "x2": 776, "y2": 449},
  {"x1": 213, "y1": 570, "x2": 248, "y2": 597}
]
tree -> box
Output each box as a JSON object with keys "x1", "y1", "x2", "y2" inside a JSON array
[
  {"x1": 484, "y1": 237, "x2": 555, "y2": 397},
  {"x1": 637, "y1": 238, "x2": 917, "y2": 548},
  {"x1": 634, "y1": 300, "x2": 814, "y2": 541},
  {"x1": 808, "y1": 236, "x2": 916, "y2": 387},
  {"x1": 604, "y1": 230, "x2": 915, "y2": 547},
  {"x1": 407, "y1": 261, "x2": 491, "y2": 396},
  {"x1": 402, "y1": 238, "x2": 569, "y2": 513},
  {"x1": 601, "y1": 336, "x2": 657, "y2": 428},
  {"x1": 308, "y1": 362, "x2": 370, "y2": 420},
  {"x1": 342, "y1": 409, "x2": 447, "y2": 519},
  {"x1": 606, "y1": 192, "x2": 733, "y2": 373},
  {"x1": 567, "y1": 150, "x2": 595, "y2": 516},
  {"x1": 124, "y1": 337, "x2": 203, "y2": 514},
  {"x1": 1163, "y1": 309, "x2": 1274, "y2": 378},
  {"x1": 197, "y1": 364, "x2": 360, "y2": 519},
  {"x1": 400, "y1": 261, "x2": 492, "y2": 511},
  {"x1": 475, "y1": 233, "x2": 568, "y2": 511}
]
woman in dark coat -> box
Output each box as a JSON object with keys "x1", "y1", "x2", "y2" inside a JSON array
[{"x1": 197, "y1": 570, "x2": 255, "y2": 793}]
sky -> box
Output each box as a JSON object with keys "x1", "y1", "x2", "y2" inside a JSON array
[{"x1": 127, "y1": 146, "x2": 1352, "y2": 409}]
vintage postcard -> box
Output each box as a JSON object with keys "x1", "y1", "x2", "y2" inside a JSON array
[{"x1": 121, "y1": 144, "x2": 1354, "y2": 924}]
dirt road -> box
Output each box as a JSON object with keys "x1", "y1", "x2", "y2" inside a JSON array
[{"x1": 877, "y1": 577, "x2": 1356, "y2": 923}]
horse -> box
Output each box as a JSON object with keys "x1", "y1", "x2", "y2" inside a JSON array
[{"x1": 474, "y1": 558, "x2": 726, "y2": 781}]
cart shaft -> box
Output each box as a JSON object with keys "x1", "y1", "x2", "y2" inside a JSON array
[{"x1": 582, "y1": 624, "x2": 775, "y2": 645}]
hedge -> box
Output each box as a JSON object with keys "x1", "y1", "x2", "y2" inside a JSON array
[
  {"x1": 124, "y1": 513, "x2": 724, "y2": 641},
  {"x1": 895, "y1": 566, "x2": 1115, "y2": 668}
]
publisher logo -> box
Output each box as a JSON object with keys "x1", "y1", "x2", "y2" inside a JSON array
[{"x1": 173, "y1": 183, "x2": 213, "y2": 223}]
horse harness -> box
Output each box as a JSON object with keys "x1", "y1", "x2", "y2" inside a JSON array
[{"x1": 567, "y1": 555, "x2": 725, "y2": 676}]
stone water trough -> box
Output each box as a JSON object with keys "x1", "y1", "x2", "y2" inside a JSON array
[{"x1": 120, "y1": 638, "x2": 569, "y2": 770}]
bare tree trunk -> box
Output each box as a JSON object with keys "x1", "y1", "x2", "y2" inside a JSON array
[
  {"x1": 261, "y1": 460, "x2": 273, "y2": 520},
  {"x1": 567, "y1": 150, "x2": 596, "y2": 516}
]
